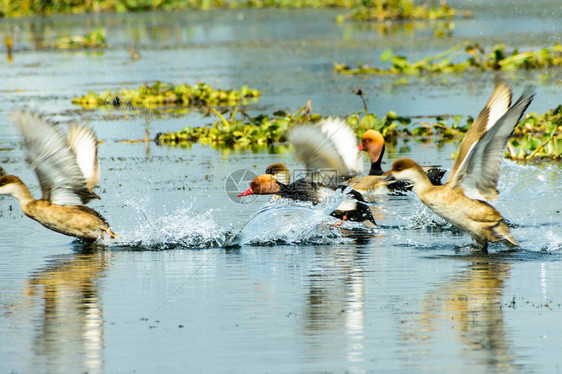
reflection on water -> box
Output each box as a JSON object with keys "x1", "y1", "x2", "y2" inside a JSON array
[
  {"x1": 0, "y1": 2, "x2": 561, "y2": 372},
  {"x1": 410, "y1": 256, "x2": 521, "y2": 371},
  {"x1": 303, "y1": 244, "x2": 372, "y2": 369},
  {"x1": 23, "y1": 247, "x2": 111, "y2": 373}
]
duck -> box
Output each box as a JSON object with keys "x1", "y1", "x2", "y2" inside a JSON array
[
  {"x1": 384, "y1": 82, "x2": 534, "y2": 250},
  {"x1": 359, "y1": 129, "x2": 386, "y2": 176},
  {"x1": 237, "y1": 118, "x2": 377, "y2": 227},
  {"x1": 351, "y1": 129, "x2": 446, "y2": 196},
  {"x1": 0, "y1": 111, "x2": 116, "y2": 241}
]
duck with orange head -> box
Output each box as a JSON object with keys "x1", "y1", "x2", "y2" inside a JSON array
[
  {"x1": 237, "y1": 118, "x2": 377, "y2": 227},
  {"x1": 352, "y1": 129, "x2": 446, "y2": 196}
]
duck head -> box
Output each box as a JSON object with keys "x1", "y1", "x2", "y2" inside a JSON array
[
  {"x1": 359, "y1": 130, "x2": 385, "y2": 175},
  {"x1": 0, "y1": 175, "x2": 23, "y2": 196},
  {"x1": 237, "y1": 174, "x2": 281, "y2": 197},
  {"x1": 359, "y1": 130, "x2": 385, "y2": 161},
  {"x1": 383, "y1": 158, "x2": 427, "y2": 185},
  {"x1": 264, "y1": 163, "x2": 290, "y2": 185}
]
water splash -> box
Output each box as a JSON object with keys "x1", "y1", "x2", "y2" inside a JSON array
[
  {"x1": 225, "y1": 190, "x2": 360, "y2": 246},
  {"x1": 515, "y1": 227, "x2": 562, "y2": 253},
  {"x1": 499, "y1": 162, "x2": 562, "y2": 252},
  {"x1": 225, "y1": 203, "x2": 342, "y2": 246},
  {"x1": 99, "y1": 189, "x2": 365, "y2": 249},
  {"x1": 499, "y1": 162, "x2": 561, "y2": 203},
  {"x1": 540, "y1": 231, "x2": 562, "y2": 252},
  {"x1": 103, "y1": 199, "x2": 227, "y2": 250},
  {"x1": 404, "y1": 200, "x2": 449, "y2": 230}
]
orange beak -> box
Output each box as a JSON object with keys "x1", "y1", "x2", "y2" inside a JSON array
[
  {"x1": 358, "y1": 143, "x2": 364, "y2": 151},
  {"x1": 236, "y1": 187, "x2": 254, "y2": 197}
]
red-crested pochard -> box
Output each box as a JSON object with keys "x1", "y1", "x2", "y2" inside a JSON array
[{"x1": 237, "y1": 118, "x2": 377, "y2": 227}]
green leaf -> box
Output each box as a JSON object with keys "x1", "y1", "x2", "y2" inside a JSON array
[
  {"x1": 381, "y1": 49, "x2": 393, "y2": 62},
  {"x1": 359, "y1": 114, "x2": 376, "y2": 128},
  {"x1": 391, "y1": 55, "x2": 408, "y2": 70}
]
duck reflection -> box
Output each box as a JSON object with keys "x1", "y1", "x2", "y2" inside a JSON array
[
  {"x1": 23, "y1": 245, "x2": 111, "y2": 373},
  {"x1": 414, "y1": 256, "x2": 518, "y2": 370},
  {"x1": 303, "y1": 245, "x2": 371, "y2": 366}
]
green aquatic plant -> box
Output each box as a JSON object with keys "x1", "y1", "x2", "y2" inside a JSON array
[
  {"x1": 155, "y1": 104, "x2": 321, "y2": 147},
  {"x1": 231, "y1": 0, "x2": 356, "y2": 8},
  {"x1": 155, "y1": 101, "x2": 470, "y2": 150},
  {"x1": 335, "y1": 42, "x2": 562, "y2": 75},
  {"x1": 45, "y1": 29, "x2": 107, "y2": 49},
  {"x1": 1, "y1": 0, "x2": 466, "y2": 18},
  {"x1": 345, "y1": 0, "x2": 471, "y2": 22},
  {"x1": 0, "y1": 0, "x2": 326, "y2": 15},
  {"x1": 431, "y1": 21, "x2": 455, "y2": 37},
  {"x1": 347, "y1": 111, "x2": 467, "y2": 139},
  {"x1": 508, "y1": 105, "x2": 562, "y2": 161},
  {"x1": 156, "y1": 103, "x2": 559, "y2": 161},
  {"x1": 71, "y1": 82, "x2": 261, "y2": 109}
]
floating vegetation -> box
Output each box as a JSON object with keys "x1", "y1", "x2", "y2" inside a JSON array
[
  {"x1": 2, "y1": 0, "x2": 466, "y2": 19},
  {"x1": 334, "y1": 42, "x2": 562, "y2": 75},
  {"x1": 348, "y1": 111, "x2": 468, "y2": 140},
  {"x1": 71, "y1": 82, "x2": 261, "y2": 109},
  {"x1": 155, "y1": 100, "x2": 468, "y2": 150},
  {"x1": 156, "y1": 102, "x2": 559, "y2": 161},
  {"x1": 155, "y1": 104, "x2": 320, "y2": 147},
  {"x1": 230, "y1": 0, "x2": 355, "y2": 8},
  {"x1": 431, "y1": 21, "x2": 455, "y2": 37},
  {"x1": 45, "y1": 29, "x2": 107, "y2": 49},
  {"x1": 1, "y1": 0, "x2": 339, "y2": 15},
  {"x1": 508, "y1": 105, "x2": 562, "y2": 161},
  {"x1": 345, "y1": 0, "x2": 471, "y2": 22},
  {"x1": 5, "y1": 36, "x2": 14, "y2": 62}
]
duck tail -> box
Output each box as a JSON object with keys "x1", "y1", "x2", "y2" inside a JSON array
[
  {"x1": 502, "y1": 235, "x2": 520, "y2": 249},
  {"x1": 105, "y1": 227, "x2": 117, "y2": 239},
  {"x1": 491, "y1": 219, "x2": 519, "y2": 248}
]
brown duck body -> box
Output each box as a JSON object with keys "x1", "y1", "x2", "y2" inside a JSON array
[
  {"x1": 354, "y1": 130, "x2": 446, "y2": 196},
  {"x1": 413, "y1": 175, "x2": 516, "y2": 248},
  {"x1": 24, "y1": 200, "x2": 114, "y2": 241},
  {"x1": 385, "y1": 82, "x2": 534, "y2": 250},
  {"x1": 3, "y1": 176, "x2": 114, "y2": 241},
  {"x1": 1, "y1": 111, "x2": 117, "y2": 242}
]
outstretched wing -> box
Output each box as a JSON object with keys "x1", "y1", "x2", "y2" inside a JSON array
[
  {"x1": 67, "y1": 125, "x2": 100, "y2": 192},
  {"x1": 449, "y1": 81, "x2": 512, "y2": 181},
  {"x1": 449, "y1": 86, "x2": 534, "y2": 200},
  {"x1": 289, "y1": 117, "x2": 362, "y2": 187},
  {"x1": 11, "y1": 111, "x2": 98, "y2": 205}
]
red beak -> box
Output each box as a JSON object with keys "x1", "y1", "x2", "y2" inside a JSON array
[
  {"x1": 236, "y1": 187, "x2": 254, "y2": 197},
  {"x1": 358, "y1": 143, "x2": 364, "y2": 151}
]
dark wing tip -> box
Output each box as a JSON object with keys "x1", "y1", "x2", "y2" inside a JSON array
[{"x1": 80, "y1": 190, "x2": 101, "y2": 204}]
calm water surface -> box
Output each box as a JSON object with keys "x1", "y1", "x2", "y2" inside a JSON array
[{"x1": 1, "y1": 2, "x2": 562, "y2": 373}]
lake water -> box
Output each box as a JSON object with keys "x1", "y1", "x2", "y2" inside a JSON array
[{"x1": 1, "y1": 1, "x2": 561, "y2": 373}]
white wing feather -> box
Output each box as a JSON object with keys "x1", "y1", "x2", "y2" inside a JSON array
[
  {"x1": 67, "y1": 125, "x2": 100, "y2": 191},
  {"x1": 289, "y1": 118, "x2": 362, "y2": 186},
  {"x1": 11, "y1": 111, "x2": 96, "y2": 205},
  {"x1": 451, "y1": 86, "x2": 534, "y2": 200},
  {"x1": 449, "y1": 81, "x2": 512, "y2": 181}
]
